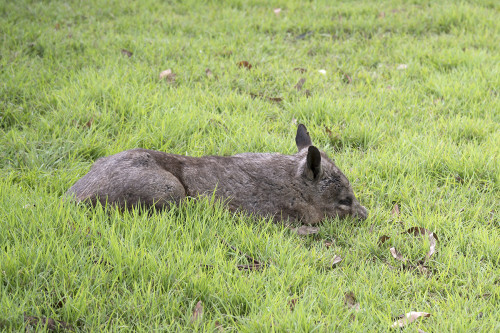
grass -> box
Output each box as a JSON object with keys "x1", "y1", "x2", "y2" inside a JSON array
[{"x1": 1, "y1": 0, "x2": 499, "y2": 331}]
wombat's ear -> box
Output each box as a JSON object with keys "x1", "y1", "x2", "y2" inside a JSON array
[
  {"x1": 296, "y1": 124, "x2": 313, "y2": 151},
  {"x1": 306, "y1": 146, "x2": 322, "y2": 180}
]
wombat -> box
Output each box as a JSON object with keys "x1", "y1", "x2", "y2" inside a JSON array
[{"x1": 66, "y1": 124, "x2": 367, "y2": 224}]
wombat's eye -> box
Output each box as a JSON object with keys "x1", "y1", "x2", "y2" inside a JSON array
[{"x1": 338, "y1": 198, "x2": 352, "y2": 206}]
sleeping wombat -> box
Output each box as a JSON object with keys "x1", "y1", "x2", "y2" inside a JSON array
[{"x1": 66, "y1": 124, "x2": 367, "y2": 224}]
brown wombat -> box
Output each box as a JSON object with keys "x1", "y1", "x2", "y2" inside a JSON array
[{"x1": 66, "y1": 124, "x2": 367, "y2": 224}]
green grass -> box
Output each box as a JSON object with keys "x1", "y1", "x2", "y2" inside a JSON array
[{"x1": 1, "y1": 0, "x2": 499, "y2": 331}]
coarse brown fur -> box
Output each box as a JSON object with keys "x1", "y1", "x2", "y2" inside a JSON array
[{"x1": 66, "y1": 124, "x2": 367, "y2": 224}]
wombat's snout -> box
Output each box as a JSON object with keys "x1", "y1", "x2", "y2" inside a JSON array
[{"x1": 355, "y1": 205, "x2": 368, "y2": 220}]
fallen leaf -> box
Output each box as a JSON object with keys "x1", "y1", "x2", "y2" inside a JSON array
[
  {"x1": 293, "y1": 226, "x2": 319, "y2": 235},
  {"x1": 191, "y1": 301, "x2": 203, "y2": 323},
  {"x1": 205, "y1": 68, "x2": 213, "y2": 78},
  {"x1": 390, "y1": 247, "x2": 405, "y2": 261},
  {"x1": 294, "y1": 78, "x2": 306, "y2": 91},
  {"x1": 397, "y1": 64, "x2": 408, "y2": 70},
  {"x1": 379, "y1": 12, "x2": 386, "y2": 18},
  {"x1": 324, "y1": 240, "x2": 334, "y2": 248},
  {"x1": 85, "y1": 118, "x2": 93, "y2": 128},
  {"x1": 425, "y1": 232, "x2": 437, "y2": 259},
  {"x1": 24, "y1": 313, "x2": 72, "y2": 331},
  {"x1": 54, "y1": 23, "x2": 60, "y2": 30},
  {"x1": 273, "y1": 8, "x2": 281, "y2": 16},
  {"x1": 342, "y1": 73, "x2": 352, "y2": 84},
  {"x1": 344, "y1": 291, "x2": 360, "y2": 311},
  {"x1": 288, "y1": 297, "x2": 298, "y2": 311},
  {"x1": 391, "y1": 311, "x2": 430, "y2": 328},
  {"x1": 318, "y1": 69, "x2": 326, "y2": 75},
  {"x1": 391, "y1": 203, "x2": 400, "y2": 217},
  {"x1": 237, "y1": 61, "x2": 252, "y2": 69},
  {"x1": 159, "y1": 69, "x2": 176, "y2": 83},
  {"x1": 121, "y1": 49, "x2": 132, "y2": 57},
  {"x1": 215, "y1": 321, "x2": 224, "y2": 331},
  {"x1": 331, "y1": 255, "x2": 343, "y2": 267},
  {"x1": 294, "y1": 67, "x2": 307, "y2": 73},
  {"x1": 378, "y1": 235, "x2": 391, "y2": 245},
  {"x1": 267, "y1": 97, "x2": 283, "y2": 103},
  {"x1": 404, "y1": 227, "x2": 439, "y2": 241}
]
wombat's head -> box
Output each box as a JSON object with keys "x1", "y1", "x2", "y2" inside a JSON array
[{"x1": 295, "y1": 124, "x2": 368, "y2": 223}]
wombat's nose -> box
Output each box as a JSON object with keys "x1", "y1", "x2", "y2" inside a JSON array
[{"x1": 355, "y1": 205, "x2": 368, "y2": 220}]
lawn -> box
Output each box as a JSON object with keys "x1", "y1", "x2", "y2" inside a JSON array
[{"x1": 1, "y1": 0, "x2": 499, "y2": 331}]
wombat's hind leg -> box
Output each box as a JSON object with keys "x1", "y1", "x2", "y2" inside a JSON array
[{"x1": 123, "y1": 169, "x2": 186, "y2": 211}]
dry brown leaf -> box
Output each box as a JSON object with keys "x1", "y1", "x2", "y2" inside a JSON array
[
  {"x1": 121, "y1": 49, "x2": 132, "y2": 57},
  {"x1": 294, "y1": 67, "x2": 307, "y2": 73},
  {"x1": 237, "y1": 61, "x2": 252, "y2": 69},
  {"x1": 205, "y1": 68, "x2": 213, "y2": 78},
  {"x1": 191, "y1": 301, "x2": 204, "y2": 323},
  {"x1": 379, "y1": 12, "x2": 386, "y2": 18},
  {"x1": 288, "y1": 297, "x2": 298, "y2": 311},
  {"x1": 404, "y1": 227, "x2": 439, "y2": 241},
  {"x1": 324, "y1": 240, "x2": 334, "y2": 248},
  {"x1": 426, "y1": 232, "x2": 437, "y2": 259},
  {"x1": 391, "y1": 311, "x2": 430, "y2": 328},
  {"x1": 215, "y1": 321, "x2": 224, "y2": 331},
  {"x1": 54, "y1": 23, "x2": 60, "y2": 30},
  {"x1": 331, "y1": 255, "x2": 343, "y2": 267},
  {"x1": 85, "y1": 118, "x2": 93, "y2": 128},
  {"x1": 344, "y1": 291, "x2": 360, "y2": 311},
  {"x1": 342, "y1": 73, "x2": 352, "y2": 84},
  {"x1": 390, "y1": 247, "x2": 405, "y2": 261},
  {"x1": 378, "y1": 235, "x2": 391, "y2": 245},
  {"x1": 24, "y1": 313, "x2": 72, "y2": 331},
  {"x1": 294, "y1": 78, "x2": 306, "y2": 91},
  {"x1": 392, "y1": 203, "x2": 400, "y2": 217},
  {"x1": 273, "y1": 8, "x2": 281, "y2": 16},
  {"x1": 159, "y1": 69, "x2": 176, "y2": 83},
  {"x1": 293, "y1": 226, "x2": 319, "y2": 235},
  {"x1": 267, "y1": 97, "x2": 283, "y2": 103}
]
